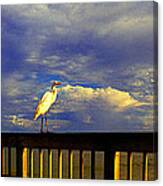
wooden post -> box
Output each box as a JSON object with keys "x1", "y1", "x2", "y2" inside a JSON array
[
  {"x1": 114, "y1": 152, "x2": 121, "y2": 180},
  {"x1": 1, "y1": 147, "x2": 8, "y2": 176},
  {"x1": 1, "y1": 146, "x2": 5, "y2": 176},
  {"x1": 40, "y1": 149, "x2": 43, "y2": 178},
  {"x1": 31, "y1": 149, "x2": 34, "y2": 178},
  {"x1": 142, "y1": 152, "x2": 147, "y2": 180},
  {"x1": 144, "y1": 153, "x2": 149, "y2": 181},
  {"x1": 91, "y1": 150, "x2": 95, "y2": 179},
  {"x1": 22, "y1": 147, "x2": 28, "y2": 178},
  {"x1": 49, "y1": 149, "x2": 53, "y2": 178},
  {"x1": 154, "y1": 153, "x2": 158, "y2": 180},
  {"x1": 80, "y1": 150, "x2": 83, "y2": 179},
  {"x1": 69, "y1": 150, "x2": 73, "y2": 179}
]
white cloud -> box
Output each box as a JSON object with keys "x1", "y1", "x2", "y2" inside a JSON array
[
  {"x1": 61, "y1": 85, "x2": 148, "y2": 112},
  {"x1": 7, "y1": 114, "x2": 71, "y2": 130},
  {"x1": 8, "y1": 115, "x2": 35, "y2": 128},
  {"x1": 2, "y1": 82, "x2": 154, "y2": 132}
]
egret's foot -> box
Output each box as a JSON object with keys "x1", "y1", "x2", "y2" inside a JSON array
[
  {"x1": 40, "y1": 117, "x2": 44, "y2": 133},
  {"x1": 45, "y1": 117, "x2": 48, "y2": 133}
]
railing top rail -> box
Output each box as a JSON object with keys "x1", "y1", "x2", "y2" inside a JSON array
[{"x1": 1, "y1": 132, "x2": 158, "y2": 152}]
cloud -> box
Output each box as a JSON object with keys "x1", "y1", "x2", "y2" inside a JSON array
[
  {"x1": 61, "y1": 85, "x2": 147, "y2": 112},
  {"x1": 2, "y1": 2, "x2": 154, "y2": 56},
  {"x1": 1, "y1": 82, "x2": 154, "y2": 132},
  {"x1": 2, "y1": 2, "x2": 154, "y2": 84},
  {"x1": 8, "y1": 115, "x2": 35, "y2": 128},
  {"x1": 2, "y1": 3, "x2": 152, "y2": 37},
  {"x1": 5, "y1": 114, "x2": 71, "y2": 131}
]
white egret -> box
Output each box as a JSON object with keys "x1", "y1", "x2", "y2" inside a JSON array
[{"x1": 33, "y1": 81, "x2": 61, "y2": 132}]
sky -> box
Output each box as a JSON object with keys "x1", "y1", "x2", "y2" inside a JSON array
[{"x1": 1, "y1": 2, "x2": 157, "y2": 133}]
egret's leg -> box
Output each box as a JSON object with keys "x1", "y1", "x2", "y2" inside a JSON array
[
  {"x1": 40, "y1": 116, "x2": 43, "y2": 133},
  {"x1": 45, "y1": 115, "x2": 48, "y2": 133}
]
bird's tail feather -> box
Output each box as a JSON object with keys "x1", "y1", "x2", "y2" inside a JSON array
[{"x1": 33, "y1": 111, "x2": 39, "y2": 121}]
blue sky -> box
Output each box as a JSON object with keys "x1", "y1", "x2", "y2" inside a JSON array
[{"x1": 1, "y1": 2, "x2": 157, "y2": 132}]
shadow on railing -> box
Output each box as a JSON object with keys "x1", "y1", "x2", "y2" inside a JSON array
[{"x1": 1, "y1": 132, "x2": 158, "y2": 180}]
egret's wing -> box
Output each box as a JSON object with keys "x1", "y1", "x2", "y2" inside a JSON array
[
  {"x1": 38, "y1": 91, "x2": 51, "y2": 105},
  {"x1": 33, "y1": 91, "x2": 51, "y2": 120}
]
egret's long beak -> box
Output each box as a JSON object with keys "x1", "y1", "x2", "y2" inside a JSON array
[{"x1": 56, "y1": 82, "x2": 61, "y2": 86}]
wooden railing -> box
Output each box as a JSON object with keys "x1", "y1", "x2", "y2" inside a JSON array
[{"x1": 1, "y1": 132, "x2": 158, "y2": 180}]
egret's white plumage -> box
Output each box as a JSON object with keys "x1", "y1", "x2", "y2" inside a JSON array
[
  {"x1": 33, "y1": 81, "x2": 61, "y2": 132},
  {"x1": 33, "y1": 89, "x2": 57, "y2": 120}
]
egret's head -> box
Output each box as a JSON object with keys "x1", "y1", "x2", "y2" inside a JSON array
[{"x1": 51, "y1": 81, "x2": 61, "y2": 90}]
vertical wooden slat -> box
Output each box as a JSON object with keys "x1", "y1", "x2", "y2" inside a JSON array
[
  {"x1": 70, "y1": 150, "x2": 80, "y2": 179},
  {"x1": 12, "y1": 148, "x2": 17, "y2": 177},
  {"x1": 127, "y1": 152, "x2": 132, "y2": 180},
  {"x1": 62, "y1": 150, "x2": 69, "y2": 178},
  {"x1": 1, "y1": 147, "x2": 5, "y2": 176},
  {"x1": 39, "y1": 149, "x2": 48, "y2": 178},
  {"x1": 53, "y1": 149, "x2": 59, "y2": 178},
  {"x1": 1, "y1": 147, "x2": 8, "y2": 176},
  {"x1": 95, "y1": 151, "x2": 104, "y2": 179},
  {"x1": 131, "y1": 152, "x2": 143, "y2": 180},
  {"x1": 10, "y1": 148, "x2": 17, "y2": 177},
  {"x1": 70, "y1": 150, "x2": 73, "y2": 179},
  {"x1": 59, "y1": 149, "x2": 62, "y2": 179},
  {"x1": 43, "y1": 149, "x2": 49, "y2": 178},
  {"x1": 148, "y1": 153, "x2": 157, "y2": 180},
  {"x1": 32, "y1": 149, "x2": 40, "y2": 178},
  {"x1": 1, "y1": 146, "x2": 4, "y2": 176},
  {"x1": 68, "y1": 150, "x2": 71, "y2": 179},
  {"x1": 49, "y1": 149, "x2": 53, "y2": 178},
  {"x1": 114, "y1": 152, "x2": 120, "y2": 180},
  {"x1": 31, "y1": 149, "x2": 40, "y2": 178},
  {"x1": 145, "y1": 153, "x2": 149, "y2": 180},
  {"x1": 31, "y1": 149, "x2": 34, "y2": 178},
  {"x1": 154, "y1": 153, "x2": 158, "y2": 180},
  {"x1": 39, "y1": 149, "x2": 49, "y2": 178},
  {"x1": 147, "y1": 153, "x2": 158, "y2": 181},
  {"x1": 40, "y1": 149, "x2": 43, "y2": 178},
  {"x1": 120, "y1": 152, "x2": 128, "y2": 180},
  {"x1": 22, "y1": 147, "x2": 28, "y2": 178},
  {"x1": 91, "y1": 150, "x2": 95, "y2": 179},
  {"x1": 80, "y1": 150, "x2": 83, "y2": 179},
  {"x1": 142, "y1": 152, "x2": 147, "y2": 181},
  {"x1": 82, "y1": 151, "x2": 91, "y2": 179}
]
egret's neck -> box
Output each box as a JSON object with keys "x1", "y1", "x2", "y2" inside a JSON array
[{"x1": 51, "y1": 87, "x2": 57, "y2": 93}]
